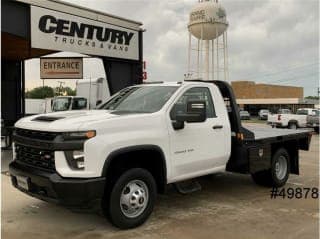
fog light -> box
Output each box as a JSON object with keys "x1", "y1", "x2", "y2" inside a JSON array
[
  {"x1": 76, "y1": 161, "x2": 85, "y2": 169},
  {"x1": 73, "y1": 150, "x2": 84, "y2": 159},
  {"x1": 72, "y1": 150, "x2": 85, "y2": 169}
]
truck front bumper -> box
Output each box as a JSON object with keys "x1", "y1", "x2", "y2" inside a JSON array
[{"x1": 9, "y1": 161, "x2": 106, "y2": 208}]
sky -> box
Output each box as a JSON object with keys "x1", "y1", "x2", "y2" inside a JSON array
[{"x1": 25, "y1": 0, "x2": 319, "y2": 96}]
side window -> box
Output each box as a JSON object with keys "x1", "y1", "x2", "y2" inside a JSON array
[
  {"x1": 170, "y1": 87, "x2": 216, "y2": 120},
  {"x1": 72, "y1": 98, "x2": 87, "y2": 110}
]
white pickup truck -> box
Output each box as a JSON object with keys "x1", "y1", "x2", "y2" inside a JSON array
[
  {"x1": 9, "y1": 80, "x2": 312, "y2": 229},
  {"x1": 267, "y1": 108, "x2": 316, "y2": 129}
]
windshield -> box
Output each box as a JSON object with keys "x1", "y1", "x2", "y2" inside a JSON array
[
  {"x1": 52, "y1": 97, "x2": 71, "y2": 111},
  {"x1": 99, "y1": 86, "x2": 179, "y2": 113},
  {"x1": 296, "y1": 109, "x2": 308, "y2": 115}
]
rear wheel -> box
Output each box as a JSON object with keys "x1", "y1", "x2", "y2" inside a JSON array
[
  {"x1": 251, "y1": 148, "x2": 290, "y2": 187},
  {"x1": 103, "y1": 168, "x2": 157, "y2": 229},
  {"x1": 288, "y1": 122, "x2": 297, "y2": 129}
]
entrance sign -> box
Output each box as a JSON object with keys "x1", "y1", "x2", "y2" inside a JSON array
[
  {"x1": 40, "y1": 57, "x2": 83, "y2": 79},
  {"x1": 31, "y1": 6, "x2": 139, "y2": 60}
]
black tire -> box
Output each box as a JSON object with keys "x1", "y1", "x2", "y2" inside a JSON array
[
  {"x1": 288, "y1": 122, "x2": 297, "y2": 129},
  {"x1": 103, "y1": 168, "x2": 157, "y2": 229},
  {"x1": 314, "y1": 127, "x2": 319, "y2": 134},
  {"x1": 251, "y1": 148, "x2": 290, "y2": 187}
]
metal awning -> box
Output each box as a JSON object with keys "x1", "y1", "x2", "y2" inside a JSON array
[{"x1": 15, "y1": 0, "x2": 143, "y2": 31}]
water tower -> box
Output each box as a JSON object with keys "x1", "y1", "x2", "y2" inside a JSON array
[{"x1": 187, "y1": 0, "x2": 229, "y2": 81}]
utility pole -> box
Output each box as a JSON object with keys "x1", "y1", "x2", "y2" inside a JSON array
[{"x1": 57, "y1": 81, "x2": 65, "y2": 96}]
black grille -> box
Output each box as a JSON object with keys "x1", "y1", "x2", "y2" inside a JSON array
[
  {"x1": 15, "y1": 128, "x2": 59, "y2": 141},
  {"x1": 15, "y1": 144, "x2": 55, "y2": 172}
]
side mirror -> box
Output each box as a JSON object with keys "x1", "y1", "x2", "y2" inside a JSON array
[{"x1": 172, "y1": 101, "x2": 207, "y2": 130}]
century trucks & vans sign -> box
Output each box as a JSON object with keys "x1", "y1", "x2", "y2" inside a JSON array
[
  {"x1": 40, "y1": 57, "x2": 83, "y2": 79},
  {"x1": 31, "y1": 6, "x2": 139, "y2": 60}
]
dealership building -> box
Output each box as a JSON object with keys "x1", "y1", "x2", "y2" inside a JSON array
[
  {"x1": 231, "y1": 81, "x2": 315, "y2": 115},
  {"x1": 2, "y1": 0, "x2": 144, "y2": 130}
]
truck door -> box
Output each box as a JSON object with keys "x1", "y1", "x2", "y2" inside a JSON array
[{"x1": 168, "y1": 86, "x2": 229, "y2": 180}]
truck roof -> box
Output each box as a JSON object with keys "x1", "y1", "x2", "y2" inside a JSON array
[{"x1": 141, "y1": 81, "x2": 213, "y2": 87}]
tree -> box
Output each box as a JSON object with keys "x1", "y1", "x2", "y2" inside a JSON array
[
  {"x1": 25, "y1": 86, "x2": 55, "y2": 99},
  {"x1": 64, "y1": 87, "x2": 76, "y2": 96},
  {"x1": 54, "y1": 86, "x2": 76, "y2": 96},
  {"x1": 305, "y1": 96, "x2": 319, "y2": 100},
  {"x1": 26, "y1": 86, "x2": 76, "y2": 98}
]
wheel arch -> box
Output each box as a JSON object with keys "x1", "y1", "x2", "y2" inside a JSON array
[
  {"x1": 288, "y1": 120, "x2": 298, "y2": 127},
  {"x1": 102, "y1": 145, "x2": 167, "y2": 194}
]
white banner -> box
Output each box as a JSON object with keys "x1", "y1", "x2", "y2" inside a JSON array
[{"x1": 31, "y1": 6, "x2": 139, "y2": 60}]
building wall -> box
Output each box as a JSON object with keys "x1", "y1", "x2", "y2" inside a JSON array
[{"x1": 231, "y1": 81, "x2": 303, "y2": 99}]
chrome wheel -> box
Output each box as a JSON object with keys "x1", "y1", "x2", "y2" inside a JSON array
[
  {"x1": 120, "y1": 180, "x2": 149, "y2": 218},
  {"x1": 275, "y1": 155, "x2": 287, "y2": 180}
]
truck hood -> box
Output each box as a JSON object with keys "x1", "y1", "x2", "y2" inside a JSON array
[{"x1": 15, "y1": 110, "x2": 120, "y2": 131}]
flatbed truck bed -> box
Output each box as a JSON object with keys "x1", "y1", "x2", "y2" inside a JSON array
[{"x1": 244, "y1": 125, "x2": 312, "y2": 141}]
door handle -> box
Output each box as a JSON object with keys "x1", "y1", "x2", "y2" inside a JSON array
[{"x1": 212, "y1": 125, "x2": 223, "y2": 129}]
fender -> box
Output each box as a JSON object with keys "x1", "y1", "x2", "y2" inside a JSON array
[{"x1": 101, "y1": 145, "x2": 167, "y2": 191}]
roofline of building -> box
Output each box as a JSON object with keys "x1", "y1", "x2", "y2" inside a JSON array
[
  {"x1": 15, "y1": 0, "x2": 143, "y2": 31},
  {"x1": 231, "y1": 80, "x2": 303, "y2": 89}
]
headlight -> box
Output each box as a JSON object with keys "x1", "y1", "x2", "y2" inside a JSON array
[{"x1": 63, "y1": 130, "x2": 96, "y2": 140}]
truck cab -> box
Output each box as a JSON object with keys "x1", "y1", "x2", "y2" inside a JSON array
[{"x1": 51, "y1": 96, "x2": 88, "y2": 111}]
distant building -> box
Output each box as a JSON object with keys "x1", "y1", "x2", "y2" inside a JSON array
[{"x1": 231, "y1": 81, "x2": 315, "y2": 115}]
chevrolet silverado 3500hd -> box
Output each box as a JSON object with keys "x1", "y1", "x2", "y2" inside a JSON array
[{"x1": 9, "y1": 80, "x2": 312, "y2": 229}]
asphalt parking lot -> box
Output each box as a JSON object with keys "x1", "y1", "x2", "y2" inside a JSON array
[{"x1": 1, "y1": 127, "x2": 319, "y2": 239}]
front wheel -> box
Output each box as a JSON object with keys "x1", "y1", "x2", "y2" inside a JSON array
[
  {"x1": 104, "y1": 168, "x2": 157, "y2": 229},
  {"x1": 251, "y1": 148, "x2": 290, "y2": 187}
]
